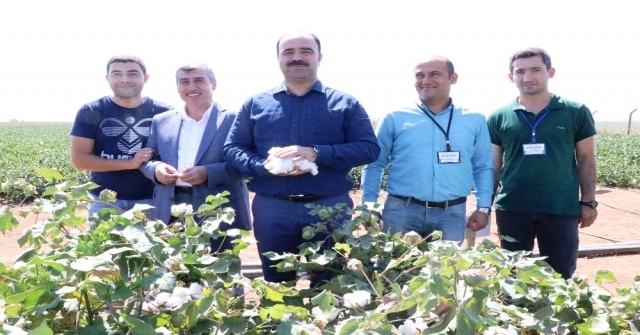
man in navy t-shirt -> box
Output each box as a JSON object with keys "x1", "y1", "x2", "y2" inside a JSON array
[{"x1": 70, "y1": 55, "x2": 171, "y2": 215}]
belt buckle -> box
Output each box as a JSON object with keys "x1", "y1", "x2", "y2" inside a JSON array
[
  {"x1": 425, "y1": 201, "x2": 436, "y2": 208},
  {"x1": 288, "y1": 194, "x2": 305, "y2": 201}
]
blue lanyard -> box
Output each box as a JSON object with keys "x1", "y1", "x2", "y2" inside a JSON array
[{"x1": 518, "y1": 109, "x2": 550, "y2": 143}]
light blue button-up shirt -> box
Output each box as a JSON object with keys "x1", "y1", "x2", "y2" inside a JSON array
[{"x1": 361, "y1": 102, "x2": 494, "y2": 207}]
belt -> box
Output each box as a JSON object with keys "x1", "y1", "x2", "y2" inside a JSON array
[
  {"x1": 273, "y1": 194, "x2": 327, "y2": 203},
  {"x1": 390, "y1": 195, "x2": 466, "y2": 208},
  {"x1": 175, "y1": 186, "x2": 193, "y2": 195}
]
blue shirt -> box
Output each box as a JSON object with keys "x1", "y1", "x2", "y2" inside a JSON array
[
  {"x1": 361, "y1": 102, "x2": 494, "y2": 207},
  {"x1": 224, "y1": 81, "x2": 380, "y2": 197}
]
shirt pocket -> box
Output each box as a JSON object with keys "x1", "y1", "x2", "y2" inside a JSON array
[{"x1": 308, "y1": 109, "x2": 345, "y2": 144}]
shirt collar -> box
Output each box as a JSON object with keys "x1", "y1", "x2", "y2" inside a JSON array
[
  {"x1": 511, "y1": 94, "x2": 563, "y2": 113},
  {"x1": 273, "y1": 80, "x2": 324, "y2": 95},
  {"x1": 416, "y1": 98, "x2": 454, "y2": 115},
  {"x1": 180, "y1": 103, "x2": 214, "y2": 122}
]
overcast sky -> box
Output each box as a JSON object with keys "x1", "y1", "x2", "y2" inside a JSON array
[{"x1": 1, "y1": 0, "x2": 638, "y2": 122}]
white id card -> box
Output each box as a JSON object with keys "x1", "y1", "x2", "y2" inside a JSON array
[
  {"x1": 438, "y1": 151, "x2": 461, "y2": 164},
  {"x1": 522, "y1": 143, "x2": 546, "y2": 155}
]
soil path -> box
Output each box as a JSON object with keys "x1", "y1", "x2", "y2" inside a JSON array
[{"x1": 2, "y1": 186, "x2": 639, "y2": 293}]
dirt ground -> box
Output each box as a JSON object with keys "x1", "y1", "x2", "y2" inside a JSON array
[{"x1": 2, "y1": 186, "x2": 639, "y2": 294}]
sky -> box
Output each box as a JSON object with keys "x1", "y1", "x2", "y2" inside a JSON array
[{"x1": 1, "y1": 0, "x2": 638, "y2": 123}]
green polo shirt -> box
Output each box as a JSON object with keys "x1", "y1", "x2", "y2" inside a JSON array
[{"x1": 487, "y1": 95, "x2": 596, "y2": 216}]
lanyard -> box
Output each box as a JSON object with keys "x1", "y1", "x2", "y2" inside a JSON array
[
  {"x1": 416, "y1": 103, "x2": 454, "y2": 151},
  {"x1": 518, "y1": 109, "x2": 550, "y2": 143}
]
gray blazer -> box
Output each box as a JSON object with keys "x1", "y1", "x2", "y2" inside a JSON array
[{"x1": 141, "y1": 102, "x2": 251, "y2": 231}]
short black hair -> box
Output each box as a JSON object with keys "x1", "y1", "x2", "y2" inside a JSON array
[
  {"x1": 107, "y1": 55, "x2": 147, "y2": 75},
  {"x1": 276, "y1": 32, "x2": 321, "y2": 55},
  {"x1": 509, "y1": 47, "x2": 552, "y2": 73}
]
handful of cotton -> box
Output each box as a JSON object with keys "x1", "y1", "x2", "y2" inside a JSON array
[{"x1": 264, "y1": 147, "x2": 319, "y2": 175}]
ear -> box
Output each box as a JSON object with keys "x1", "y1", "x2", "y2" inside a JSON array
[
  {"x1": 211, "y1": 80, "x2": 217, "y2": 91},
  {"x1": 143, "y1": 74, "x2": 149, "y2": 84},
  {"x1": 318, "y1": 53, "x2": 323, "y2": 64},
  {"x1": 508, "y1": 73, "x2": 515, "y2": 83},
  {"x1": 449, "y1": 73, "x2": 458, "y2": 84},
  {"x1": 548, "y1": 67, "x2": 556, "y2": 78}
]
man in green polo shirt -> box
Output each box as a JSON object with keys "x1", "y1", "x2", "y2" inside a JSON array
[{"x1": 487, "y1": 47, "x2": 598, "y2": 279}]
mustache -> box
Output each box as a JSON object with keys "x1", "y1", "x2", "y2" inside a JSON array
[{"x1": 287, "y1": 60, "x2": 309, "y2": 66}]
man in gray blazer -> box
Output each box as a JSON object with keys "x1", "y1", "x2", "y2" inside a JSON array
[{"x1": 141, "y1": 62, "x2": 251, "y2": 252}]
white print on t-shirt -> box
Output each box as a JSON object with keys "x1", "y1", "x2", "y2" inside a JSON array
[
  {"x1": 100, "y1": 116, "x2": 153, "y2": 155},
  {"x1": 100, "y1": 151, "x2": 133, "y2": 160}
]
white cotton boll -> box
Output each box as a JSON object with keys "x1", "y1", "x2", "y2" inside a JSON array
[
  {"x1": 155, "y1": 292, "x2": 171, "y2": 306},
  {"x1": 295, "y1": 159, "x2": 319, "y2": 175},
  {"x1": 190, "y1": 283, "x2": 203, "y2": 299},
  {"x1": 155, "y1": 327, "x2": 172, "y2": 335},
  {"x1": 171, "y1": 203, "x2": 187, "y2": 216},
  {"x1": 343, "y1": 290, "x2": 371, "y2": 308},
  {"x1": 265, "y1": 157, "x2": 295, "y2": 174},
  {"x1": 173, "y1": 286, "x2": 191, "y2": 298},
  {"x1": 398, "y1": 320, "x2": 417, "y2": 335},
  {"x1": 311, "y1": 306, "x2": 341, "y2": 323},
  {"x1": 184, "y1": 204, "x2": 193, "y2": 215},
  {"x1": 166, "y1": 294, "x2": 190, "y2": 309},
  {"x1": 346, "y1": 258, "x2": 363, "y2": 271}
]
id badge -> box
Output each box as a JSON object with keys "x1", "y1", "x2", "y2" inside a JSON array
[
  {"x1": 438, "y1": 151, "x2": 461, "y2": 164},
  {"x1": 522, "y1": 143, "x2": 546, "y2": 155}
]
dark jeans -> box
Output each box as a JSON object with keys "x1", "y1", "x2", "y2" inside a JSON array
[
  {"x1": 495, "y1": 210, "x2": 579, "y2": 279},
  {"x1": 252, "y1": 193, "x2": 353, "y2": 286}
]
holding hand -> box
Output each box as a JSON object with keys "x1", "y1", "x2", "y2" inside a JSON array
[
  {"x1": 130, "y1": 148, "x2": 155, "y2": 169},
  {"x1": 155, "y1": 163, "x2": 181, "y2": 185},
  {"x1": 179, "y1": 166, "x2": 208, "y2": 185}
]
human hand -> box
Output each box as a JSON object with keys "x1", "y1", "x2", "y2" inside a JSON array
[
  {"x1": 130, "y1": 148, "x2": 155, "y2": 169},
  {"x1": 155, "y1": 163, "x2": 180, "y2": 185},
  {"x1": 271, "y1": 145, "x2": 318, "y2": 162},
  {"x1": 466, "y1": 210, "x2": 489, "y2": 231},
  {"x1": 579, "y1": 207, "x2": 598, "y2": 228},
  {"x1": 179, "y1": 166, "x2": 207, "y2": 185}
]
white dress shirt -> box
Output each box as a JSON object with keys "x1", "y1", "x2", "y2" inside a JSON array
[{"x1": 175, "y1": 105, "x2": 213, "y2": 187}]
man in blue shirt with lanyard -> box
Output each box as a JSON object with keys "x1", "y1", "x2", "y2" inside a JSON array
[
  {"x1": 361, "y1": 56, "x2": 494, "y2": 243},
  {"x1": 224, "y1": 32, "x2": 380, "y2": 285},
  {"x1": 487, "y1": 48, "x2": 597, "y2": 279}
]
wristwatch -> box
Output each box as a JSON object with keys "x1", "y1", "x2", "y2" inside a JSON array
[
  {"x1": 312, "y1": 146, "x2": 319, "y2": 155},
  {"x1": 579, "y1": 200, "x2": 598, "y2": 209},
  {"x1": 477, "y1": 207, "x2": 491, "y2": 215}
]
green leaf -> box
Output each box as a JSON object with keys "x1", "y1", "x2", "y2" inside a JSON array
[
  {"x1": 185, "y1": 226, "x2": 203, "y2": 237},
  {"x1": 122, "y1": 226, "x2": 155, "y2": 253},
  {"x1": 35, "y1": 168, "x2": 64, "y2": 183},
  {"x1": 120, "y1": 314, "x2": 157, "y2": 335},
  {"x1": 71, "y1": 255, "x2": 113, "y2": 272},
  {"x1": 575, "y1": 313, "x2": 611, "y2": 334},
  {"x1": 25, "y1": 321, "x2": 53, "y2": 335},
  {"x1": 595, "y1": 270, "x2": 617, "y2": 285},
  {"x1": 533, "y1": 306, "x2": 554, "y2": 321},
  {"x1": 0, "y1": 205, "x2": 19, "y2": 234},
  {"x1": 4, "y1": 286, "x2": 48, "y2": 305},
  {"x1": 310, "y1": 290, "x2": 339, "y2": 311}
]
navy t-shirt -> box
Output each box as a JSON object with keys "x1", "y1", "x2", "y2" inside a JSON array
[{"x1": 70, "y1": 96, "x2": 172, "y2": 199}]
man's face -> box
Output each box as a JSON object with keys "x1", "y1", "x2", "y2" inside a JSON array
[
  {"x1": 278, "y1": 34, "x2": 322, "y2": 83},
  {"x1": 509, "y1": 56, "x2": 555, "y2": 95},
  {"x1": 176, "y1": 69, "x2": 216, "y2": 107},
  {"x1": 106, "y1": 62, "x2": 148, "y2": 99},
  {"x1": 414, "y1": 59, "x2": 457, "y2": 104}
]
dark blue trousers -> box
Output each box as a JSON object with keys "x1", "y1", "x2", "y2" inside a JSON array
[
  {"x1": 252, "y1": 193, "x2": 353, "y2": 286},
  {"x1": 495, "y1": 210, "x2": 580, "y2": 279}
]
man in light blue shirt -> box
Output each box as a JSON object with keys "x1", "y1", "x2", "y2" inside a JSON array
[{"x1": 361, "y1": 56, "x2": 494, "y2": 243}]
